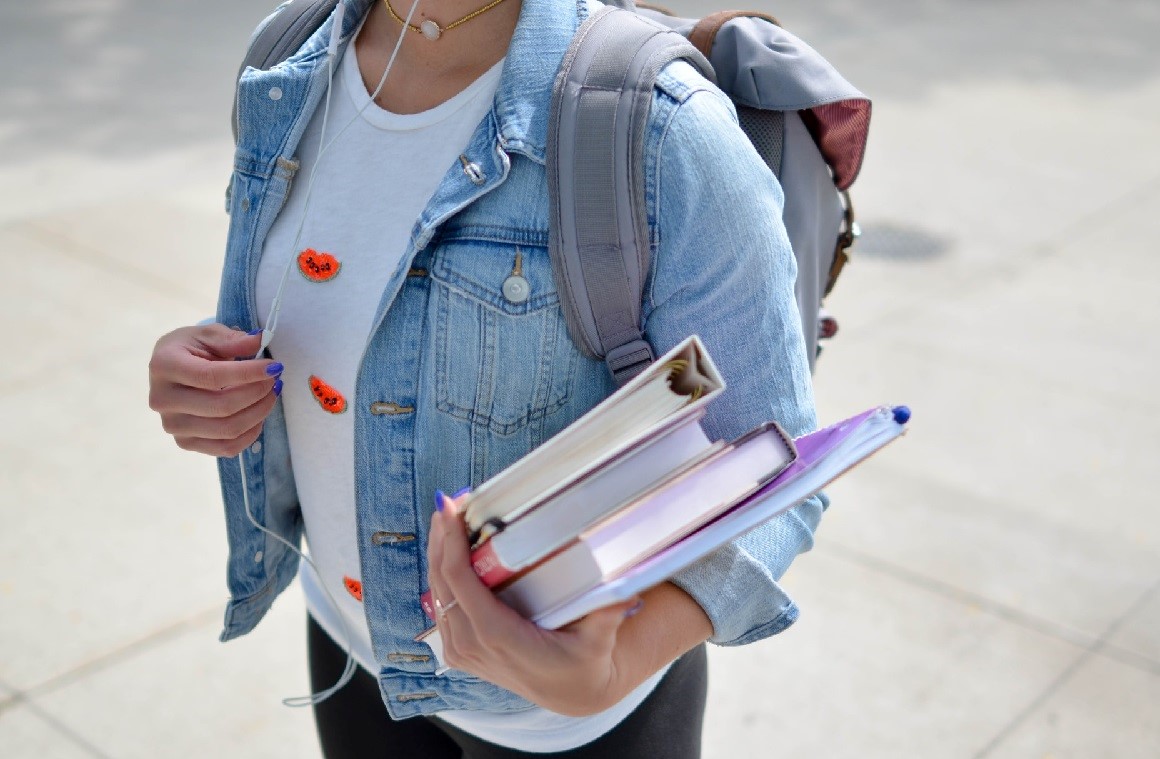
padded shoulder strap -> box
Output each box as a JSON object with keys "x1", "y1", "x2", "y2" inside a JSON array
[
  {"x1": 232, "y1": 0, "x2": 339, "y2": 142},
  {"x1": 547, "y1": 6, "x2": 713, "y2": 386}
]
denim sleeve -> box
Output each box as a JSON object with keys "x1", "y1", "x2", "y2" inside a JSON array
[{"x1": 643, "y1": 85, "x2": 828, "y2": 647}]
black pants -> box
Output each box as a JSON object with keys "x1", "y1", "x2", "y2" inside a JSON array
[{"x1": 308, "y1": 616, "x2": 707, "y2": 758}]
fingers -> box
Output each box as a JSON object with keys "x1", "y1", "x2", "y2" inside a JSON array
[
  {"x1": 149, "y1": 325, "x2": 280, "y2": 391},
  {"x1": 152, "y1": 348, "x2": 281, "y2": 391},
  {"x1": 161, "y1": 386, "x2": 278, "y2": 439},
  {"x1": 427, "y1": 506, "x2": 473, "y2": 665},
  {"x1": 190, "y1": 323, "x2": 266, "y2": 361},
  {"x1": 436, "y1": 495, "x2": 519, "y2": 627},
  {"x1": 149, "y1": 324, "x2": 285, "y2": 458},
  {"x1": 426, "y1": 498, "x2": 456, "y2": 620},
  {"x1": 174, "y1": 418, "x2": 266, "y2": 458},
  {"x1": 428, "y1": 492, "x2": 530, "y2": 674},
  {"x1": 425, "y1": 491, "x2": 638, "y2": 706},
  {"x1": 151, "y1": 375, "x2": 276, "y2": 418}
]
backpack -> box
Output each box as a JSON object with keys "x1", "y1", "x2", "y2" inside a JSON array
[{"x1": 233, "y1": 0, "x2": 870, "y2": 384}]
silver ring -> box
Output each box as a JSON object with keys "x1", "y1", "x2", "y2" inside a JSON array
[{"x1": 435, "y1": 597, "x2": 459, "y2": 620}]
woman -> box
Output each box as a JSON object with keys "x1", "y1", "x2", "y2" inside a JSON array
[{"x1": 147, "y1": 0, "x2": 823, "y2": 755}]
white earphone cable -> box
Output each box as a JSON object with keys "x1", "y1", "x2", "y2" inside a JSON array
[
  {"x1": 263, "y1": 0, "x2": 418, "y2": 348},
  {"x1": 237, "y1": 0, "x2": 424, "y2": 707}
]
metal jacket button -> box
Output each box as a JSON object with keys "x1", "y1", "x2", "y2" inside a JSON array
[
  {"x1": 459, "y1": 154, "x2": 485, "y2": 185},
  {"x1": 371, "y1": 531, "x2": 416, "y2": 546},
  {"x1": 387, "y1": 652, "x2": 432, "y2": 663},
  {"x1": 502, "y1": 250, "x2": 530, "y2": 304},
  {"x1": 396, "y1": 692, "x2": 439, "y2": 703},
  {"x1": 502, "y1": 275, "x2": 530, "y2": 304},
  {"x1": 370, "y1": 402, "x2": 415, "y2": 415}
]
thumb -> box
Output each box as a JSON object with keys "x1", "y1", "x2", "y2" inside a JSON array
[{"x1": 198, "y1": 323, "x2": 265, "y2": 360}]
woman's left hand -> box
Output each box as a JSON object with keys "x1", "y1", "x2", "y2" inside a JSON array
[{"x1": 426, "y1": 492, "x2": 641, "y2": 717}]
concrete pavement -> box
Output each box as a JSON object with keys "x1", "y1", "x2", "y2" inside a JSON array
[{"x1": 2, "y1": 0, "x2": 1158, "y2": 756}]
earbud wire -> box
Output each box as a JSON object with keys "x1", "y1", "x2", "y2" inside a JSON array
[{"x1": 237, "y1": 0, "x2": 425, "y2": 707}]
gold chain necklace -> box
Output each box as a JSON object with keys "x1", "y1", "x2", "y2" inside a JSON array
[{"x1": 382, "y1": 0, "x2": 511, "y2": 41}]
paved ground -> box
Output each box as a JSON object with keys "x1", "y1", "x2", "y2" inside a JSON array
[{"x1": 2, "y1": 0, "x2": 1158, "y2": 757}]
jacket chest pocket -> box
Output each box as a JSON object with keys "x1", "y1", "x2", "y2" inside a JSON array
[{"x1": 429, "y1": 241, "x2": 577, "y2": 436}]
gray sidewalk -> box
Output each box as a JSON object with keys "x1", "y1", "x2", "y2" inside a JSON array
[{"x1": 2, "y1": 1, "x2": 1158, "y2": 757}]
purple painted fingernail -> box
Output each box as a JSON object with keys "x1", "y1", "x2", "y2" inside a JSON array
[
  {"x1": 624, "y1": 599, "x2": 644, "y2": 619},
  {"x1": 452, "y1": 487, "x2": 472, "y2": 499},
  {"x1": 265, "y1": 362, "x2": 284, "y2": 376},
  {"x1": 273, "y1": 378, "x2": 283, "y2": 397},
  {"x1": 434, "y1": 490, "x2": 446, "y2": 512},
  {"x1": 247, "y1": 328, "x2": 262, "y2": 336}
]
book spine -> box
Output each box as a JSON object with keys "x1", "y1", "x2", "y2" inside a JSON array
[
  {"x1": 418, "y1": 543, "x2": 516, "y2": 621},
  {"x1": 471, "y1": 540, "x2": 518, "y2": 586}
]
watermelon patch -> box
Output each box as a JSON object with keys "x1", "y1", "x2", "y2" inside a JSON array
[
  {"x1": 297, "y1": 248, "x2": 341, "y2": 282},
  {"x1": 343, "y1": 576, "x2": 363, "y2": 602},
  {"x1": 309, "y1": 375, "x2": 347, "y2": 414}
]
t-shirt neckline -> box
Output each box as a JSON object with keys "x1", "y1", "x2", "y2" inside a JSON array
[{"x1": 341, "y1": 29, "x2": 505, "y2": 132}]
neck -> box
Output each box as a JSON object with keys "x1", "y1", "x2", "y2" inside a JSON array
[{"x1": 355, "y1": 0, "x2": 520, "y2": 113}]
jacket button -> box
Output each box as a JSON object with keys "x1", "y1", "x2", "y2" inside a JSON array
[
  {"x1": 371, "y1": 531, "x2": 417, "y2": 545},
  {"x1": 387, "y1": 652, "x2": 432, "y2": 663},
  {"x1": 502, "y1": 275, "x2": 530, "y2": 304},
  {"x1": 268, "y1": 87, "x2": 283, "y2": 101},
  {"x1": 249, "y1": 441, "x2": 262, "y2": 455},
  {"x1": 396, "y1": 691, "x2": 439, "y2": 703},
  {"x1": 459, "y1": 154, "x2": 486, "y2": 185},
  {"x1": 370, "y1": 402, "x2": 415, "y2": 415}
]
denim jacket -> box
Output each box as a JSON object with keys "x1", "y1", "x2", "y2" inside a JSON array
[{"x1": 216, "y1": 0, "x2": 826, "y2": 718}]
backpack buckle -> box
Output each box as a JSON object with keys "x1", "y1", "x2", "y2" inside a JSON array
[
  {"x1": 825, "y1": 190, "x2": 859, "y2": 297},
  {"x1": 605, "y1": 339, "x2": 656, "y2": 386}
]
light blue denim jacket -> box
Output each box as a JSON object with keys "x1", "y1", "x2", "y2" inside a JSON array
[{"x1": 216, "y1": 0, "x2": 826, "y2": 718}]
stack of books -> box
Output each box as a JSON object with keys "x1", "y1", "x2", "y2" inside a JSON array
[{"x1": 417, "y1": 335, "x2": 908, "y2": 657}]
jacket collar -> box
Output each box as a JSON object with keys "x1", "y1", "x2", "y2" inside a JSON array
[{"x1": 492, "y1": 0, "x2": 588, "y2": 163}]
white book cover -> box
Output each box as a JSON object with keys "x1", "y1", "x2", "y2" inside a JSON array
[
  {"x1": 462, "y1": 335, "x2": 725, "y2": 536},
  {"x1": 484, "y1": 421, "x2": 719, "y2": 573}
]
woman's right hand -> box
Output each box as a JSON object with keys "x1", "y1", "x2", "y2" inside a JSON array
[{"x1": 148, "y1": 323, "x2": 284, "y2": 457}]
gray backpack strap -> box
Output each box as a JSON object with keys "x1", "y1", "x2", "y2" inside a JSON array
[
  {"x1": 547, "y1": 6, "x2": 714, "y2": 386},
  {"x1": 232, "y1": 0, "x2": 338, "y2": 143}
]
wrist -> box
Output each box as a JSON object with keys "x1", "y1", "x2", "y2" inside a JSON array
[{"x1": 608, "y1": 582, "x2": 712, "y2": 694}]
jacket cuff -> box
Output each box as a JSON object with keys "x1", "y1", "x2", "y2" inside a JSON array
[
  {"x1": 668, "y1": 541, "x2": 799, "y2": 646},
  {"x1": 668, "y1": 494, "x2": 827, "y2": 645},
  {"x1": 219, "y1": 544, "x2": 300, "y2": 642}
]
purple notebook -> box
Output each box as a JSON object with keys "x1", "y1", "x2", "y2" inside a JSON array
[{"x1": 764, "y1": 407, "x2": 881, "y2": 487}]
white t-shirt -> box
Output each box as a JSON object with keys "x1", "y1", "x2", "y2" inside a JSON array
[{"x1": 255, "y1": 35, "x2": 665, "y2": 753}]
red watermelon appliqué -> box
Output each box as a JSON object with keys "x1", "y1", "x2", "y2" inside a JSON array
[
  {"x1": 297, "y1": 248, "x2": 341, "y2": 282},
  {"x1": 343, "y1": 576, "x2": 363, "y2": 602},
  {"x1": 309, "y1": 375, "x2": 347, "y2": 414}
]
